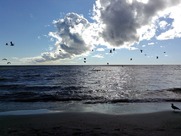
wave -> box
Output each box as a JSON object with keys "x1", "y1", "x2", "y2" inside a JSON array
[
  {"x1": 166, "y1": 88, "x2": 181, "y2": 93},
  {"x1": 84, "y1": 98, "x2": 181, "y2": 104},
  {"x1": 0, "y1": 77, "x2": 7, "y2": 81},
  {"x1": 0, "y1": 84, "x2": 88, "y2": 93},
  {"x1": 1, "y1": 93, "x2": 181, "y2": 103},
  {"x1": 0, "y1": 84, "x2": 61, "y2": 92},
  {"x1": 0, "y1": 91, "x2": 102, "y2": 102},
  {"x1": 0, "y1": 77, "x2": 16, "y2": 82},
  {"x1": 1, "y1": 89, "x2": 181, "y2": 103}
]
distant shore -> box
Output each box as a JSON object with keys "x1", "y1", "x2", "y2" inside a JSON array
[{"x1": 0, "y1": 111, "x2": 181, "y2": 136}]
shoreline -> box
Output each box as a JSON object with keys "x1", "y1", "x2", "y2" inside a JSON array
[
  {"x1": 1, "y1": 111, "x2": 181, "y2": 136},
  {"x1": 1, "y1": 102, "x2": 178, "y2": 115}
]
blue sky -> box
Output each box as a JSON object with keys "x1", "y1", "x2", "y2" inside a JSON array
[{"x1": 0, "y1": 0, "x2": 181, "y2": 65}]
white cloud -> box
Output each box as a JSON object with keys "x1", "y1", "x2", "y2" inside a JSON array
[
  {"x1": 136, "y1": 0, "x2": 149, "y2": 4},
  {"x1": 160, "y1": 45, "x2": 164, "y2": 48},
  {"x1": 128, "y1": 46, "x2": 138, "y2": 50},
  {"x1": 148, "y1": 42, "x2": 154, "y2": 45},
  {"x1": 92, "y1": 54, "x2": 104, "y2": 59},
  {"x1": 159, "y1": 20, "x2": 168, "y2": 30},
  {"x1": 33, "y1": 13, "x2": 96, "y2": 63},
  {"x1": 157, "y1": 30, "x2": 175, "y2": 40},
  {"x1": 156, "y1": 3, "x2": 181, "y2": 40},
  {"x1": 138, "y1": 23, "x2": 157, "y2": 41},
  {"x1": 96, "y1": 48, "x2": 105, "y2": 52}
]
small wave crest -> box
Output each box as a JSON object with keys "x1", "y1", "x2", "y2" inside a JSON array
[
  {"x1": 166, "y1": 88, "x2": 181, "y2": 93},
  {"x1": 0, "y1": 77, "x2": 16, "y2": 82},
  {"x1": 0, "y1": 90, "x2": 103, "y2": 102},
  {"x1": 1, "y1": 86, "x2": 181, "y2": 103}
]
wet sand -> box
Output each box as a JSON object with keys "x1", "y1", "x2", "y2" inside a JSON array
[{"x1": 0, "y1": 111, "x2": 181, "y2": 136}]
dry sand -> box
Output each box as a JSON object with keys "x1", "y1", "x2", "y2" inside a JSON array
[{"x1": 0, "y1": 111, "x2": 181, "y2": 136}]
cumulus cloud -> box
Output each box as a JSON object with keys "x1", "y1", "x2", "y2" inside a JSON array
[
  {"x1": 92, "y1": 0, "x2": 181, "y2": 47},
  {"x1": 31, "y1": 0, "x2": 181, "y2": 63},
  {"x1": 33, "y1": 13, "x2": 97, "y2": 63}
]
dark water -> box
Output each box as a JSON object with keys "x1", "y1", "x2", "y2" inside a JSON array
[{"x1": 0, "y1": 65, "x2": 181, "y2": 112}]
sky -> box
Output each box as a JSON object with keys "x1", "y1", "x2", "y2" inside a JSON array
[{"x1": 1, "y1": 0, "x2": 181, "y2": 65}]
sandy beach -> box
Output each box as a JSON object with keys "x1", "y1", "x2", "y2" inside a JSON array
[{"x1": 0, "y1": 111, "x2": 181, "y2": 136}]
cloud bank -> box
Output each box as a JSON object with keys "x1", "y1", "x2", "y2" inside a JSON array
[{"x1": 32, "y1": 0, "x2": 181, "y2": 63}]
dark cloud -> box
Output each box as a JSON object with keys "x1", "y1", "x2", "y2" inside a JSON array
[{"x1": 93, "y1": 0, "x2": 181, "y2": 47}]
